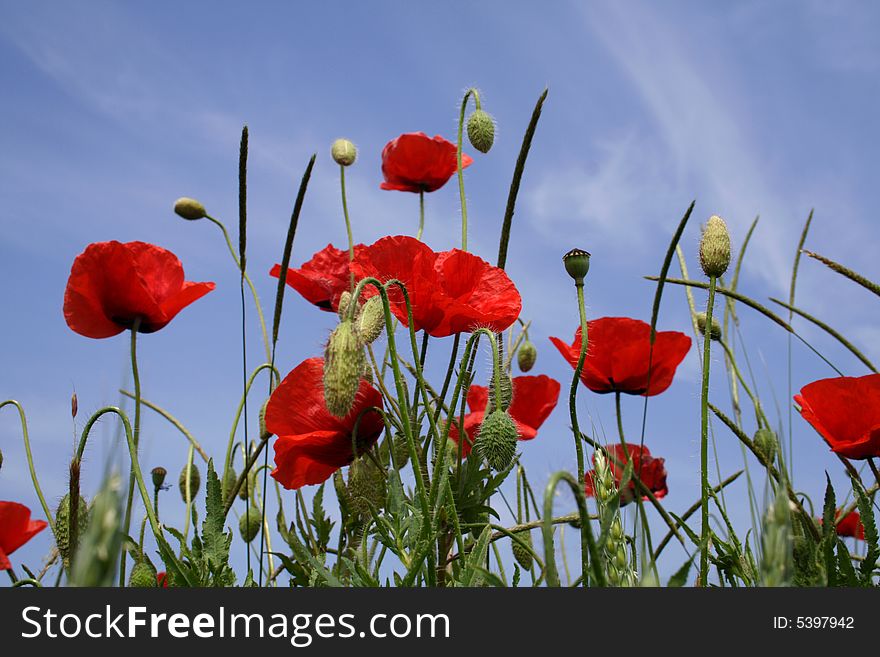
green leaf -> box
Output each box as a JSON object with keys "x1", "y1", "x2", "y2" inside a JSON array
[
  {"x1": 667, "y1": 556, "x2": 695, "y2": 587},
  {"x1": 459, "y1": 526, "x2": 492, "y2": 587},
  {"x1": 851, "y1": 476, "x2": 879, "y2": 583}
]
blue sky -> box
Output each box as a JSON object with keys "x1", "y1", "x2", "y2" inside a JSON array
[{"x1": 1, "y1": 0, "x2": 879, "y2": 584}]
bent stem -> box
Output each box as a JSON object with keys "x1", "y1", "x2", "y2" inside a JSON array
[
  {"x1": 699, "y1": 276, "x2": 718, "y2": 586},
  {"x1": 120, "y1": 318, "x2": 142, "y2": 587},
  {"x1": 456, "y1": 87, "x2": 481, "y2": 251},
  {"x1": 569, "y1": 283, "x2": 589, "y2": 487}
]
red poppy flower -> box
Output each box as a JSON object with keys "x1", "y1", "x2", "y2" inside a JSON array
[
  {"x1": 550, "y1": 317, "x2": 691, "y2": 396},
  {"x1": 63, "y1": 241, "x2": 215, "y2": 339},
  {"x1": 819, "y1": 509, "x2": 866, "y2": 541},
  {"x1": 584, "y1": 444, "x2": 668, "y2": 506},
  {"x1": 449, "y1": 375, "x2": 561, "y2": 456},
  {"x1": 794, "y1": 374, "x2": 880, "y2": 460},
  {"x1": 270, "y1": 243, "x2": 365, "y2": 313},
  {"x1": 0, "y1": 501, "x2": 48, "y2": 570},
  {"x1": 380, "y1": 132, "x2": 473, "y2": 193},
  {"x1": 350, "y1": 235, "x2": 521, "y2": 338},
  {"x1": 266, "y1": 357, "x2": 385, "y2": 490}
]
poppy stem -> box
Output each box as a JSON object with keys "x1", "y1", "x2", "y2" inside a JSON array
[
  {"x1": 339, "y1": 164, "x2": 356, "y2": 291},
  {"x1": 699, "y1": 276, "x2": 718, "y2": 587},
  {"x1": 416, "y1": 189, "x2": 425, "y2": 242},
  {"x1": 120, "y1": 318, "x2": 142, "y2": 587},
  {"x1": 614, "y1": 391, "x2": 625, "y2": 443},
  {"x1": 569, "y1": 283, "x2": 588, "y2": 488},
  {"x1": 456, "y1": 88, "x2": 480, "y2": 252}
]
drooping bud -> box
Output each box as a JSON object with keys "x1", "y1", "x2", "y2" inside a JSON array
[
  {"x1": 239, "y1": 507, "x2": 262, "y2": 543},
  {"x1": 517, "y1": 340, "x2": 537, "y2": 372},
  {"x1": 323, "y1": 319, "x2": 366, "y2": 417},
  {"x1": 222, "y1": 467, "x2": 238, "y2": 501},
  {"x1": 512, "y1": 531, "x2": 534, "y2": 570},
  {"x1": 466, "y1": 109, "x2": 495, "y2": 154},
  {"x1": 178, "y1": 463, "x2": 201, "y2": 502},
  {"x1": 357, "y1": 295, "x2": 385, "y2": 344},
  {"x1": 699, "y1": 215, "x2": 731, "y2": 278},
  {"x1": 337, "y1": 290, "x2": 353, "y2": 320},
  {"x1": 128, "y1": 560, "x2": 158, "y2": 588},
  {"x1": 563, "y1": 248, "x2": 591, "y2": 284},
  {"x1": 173, "y1": 197, "x2": 207, "y2": 221},
  {"x1": 259, "y1": 399, "x2": 270, "y2": 438},
  {"x1": 151, "y1": 466, "x2": 167, "y2": 490},
  {"x1": 487, "y1": 371, "x2": 513, "y2": 413},
  {"x1": 696, "y1": 312, "x2": 722, "y2": 341},
  {"x1": 238, "y1": 467, "x2": 256, "y2": 501},
  {"x1": 754, "y1": 428, "x2": 778, "y2": 465},
  {"x1": 346, "y1": 459, "x2": 386, "y2": 517},
  {"x1": 475, "y1": 410, "x2": 519, "y2": 471},
  {"x1": 331, "y1": 138, "x2": 357, "y2": 167},
  {"x1": 55, "y1": 494, "x2": 89, "y2": 567}
]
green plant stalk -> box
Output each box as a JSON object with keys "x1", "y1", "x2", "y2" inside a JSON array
[
  {"x1": 416, "y1": 190, "x2": 425, "y2": 242},
  {"x1": 456, "y1": 88, "x2": 480, "y2": 251},
  {"x1": 339, "y1": 164, "x2": 356, "y2": 290},
  {"x1": 542, "y1": 471, "x2": 603, "y2": 587},
  {"x1": 120, "y1": 319, "x2": 142, "y2": 587},
  {"x1": 699, "y1": 276, "x2": 718, "y2": 586},
  {"x1": 570, "y1": 283, "x2": 589, "y2": 486}
]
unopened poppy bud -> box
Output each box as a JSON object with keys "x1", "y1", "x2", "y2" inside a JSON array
[
  {"x1": 128, "y1": 560, "x2": 158, "y2": 588},
  {"x1": 0, "y1": 448, "x2": 3, "y2": 472},
  {"x1": 696, "y1": 311, "x2": 722, "y2": 341},
  {"x1": 754, "y1": 428, "x2": 778, "y2": 464},
  {"x1": 323, "y1": 319, "x2": 367, "y2": 417},
  {"x1": 173, "y1": 197, "x2": 207, "y2": 221},
  {"x1": 178, "y1": 463, "x2": 201, "y2": 501},
  {"x1": 347, "y1": 459, "x2": 386, "y2": 516},
  {"x1": 475, "y1": 410, "x2": 519, "y2": 471},
  {"x1": 239, "y1": 467, "x2": 257, "y2": 501},
  {"x1": 563, "y1": 248, "x2": 591, "y2": 284},
  {"x1": 466, "y1": 109, "x2": 495, "y2": 154},
  {"x1": 337, "y1": 290, "x2": 352, "y2": 319},
  {"x1": 259, "y1": 399, "x2": 270, "y2": 438},
  {"x1": 71, "y1": 392, "x2": 78, "y2": 419},
  {"x1": 151, "y1": 466, "x2": 167, "y2": 490},
  {"x1": 222, "y1": 467, "x2": 237, "y2": 501},
  {"x1": 517, "y1": 340, "x2": 537, "y2": 372},
  {"x1": 55, "y1": 494, "x2": 89, "y2": 567},
  {"x1": 331, "y1": 138, "x2": 357, "y2": 167},
  {"x1": 239, "y1": 507, "x2": 262, "y2": 543},
  {"x1": 357, "y1": 295, "x2": 385, "y2": 344},
  {"x1": 699, "y1": 215, "x2": 731, "y2": 278},
  {"x1": 487, "y1": 371, "x2": 513, "y2": 413},
  {"x1": 512, "y1": 531, "x2": 533, "y2": 570}
]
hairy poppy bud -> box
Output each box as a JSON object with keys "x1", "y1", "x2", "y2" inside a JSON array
[
  {"x1": 331, "y1": 138, "x2": 357, "y2": 167},
  {"x1": 347, "y1": 459, "x2": 386, "y2": 516},
  {"x1": 151, "y1": 466, "x2": 167, "y2": 490},
  {"x1": 517, "y1": 340, "x2": 537, "y2": 372},
  {"x1": 173, "y1": 197, "x2": 207, "y2": 221},
  {"x1": 699, "y1": 215, "x2": 731, "y2": 278},
  {"x1": 239, "y1": 467, "x2": 256, "y2": 501},
  {"x1": 512, "y1": 531, "x2": 533, "y2": 570},
  {"x1": 696, "y1": 311, "x2": 722, "y2": 341},
  {"x1": 337, "y1": 290, "x2": 353, "y2": 320},
  {"x1": 222, "y1": 467, "x2": 237, "y2": 501},
  {"x1": 323, "y1": 319, "x2": 367, "y2": 417},
  {"x1": 563, "y1": 248, "x2": 591, "y2": 284},
  {"x1": 0, "y1": 448, "x2": 3, "y2": 472},
  {"x1": 128, "y1": 560, "x2": 158, "y2": 588},
  {"x1": 466, "y1": 109, "x2": 495, "y2": 154},
  {"x1": 357, "y1": 295, "x2": 385, "y2": 344},
  {"x1": 487, "y1": 371, "x2": 513, "y2": 413},
  {"x1": 71, "y1": 392, "x2": 78, "y2": 419},
  {"x1": 754, "y1": 428, "x2": 778, "y2": 464},
  {"x1": 475, "y1": 410, "x2": 519, "y2": 471},
  {"x1": 178, "y1": 463, "x2": 201, "y2": 502},
  {"x1": 55, "y1": 494, "x2": 89, "y2": 567},
  {"x1": 259, "y1": 399, "x2": 270, "y2": 438},
  {"x1": 239, "y1": 507, "x2": 261, "y2": 543}
]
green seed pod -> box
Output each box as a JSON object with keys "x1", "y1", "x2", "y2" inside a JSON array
[
  {"x1": 754, "y1": 428, "x2": 778, "y2": 465},
  {"x1": 337, "y1": 290, "x2": 352, "y2": 320},
  {"x1": 238, "y1": 467, "x2": 257, "y2": 501},
  {"x1": 173, "y1": 197, "x2": 207, "y2": 221},
  {"x1": 466, "y1": 109, "x2": 495, "y2": 154},
  {"x1": 55, "y1": 494, "x2": 89, "y2": 567},
  {"x1": 517, "y1": 340, "x2": 537, "y2": 373},
  {"x1": 239, "y1": 507, "x2": 262, "y2": 543},
  {"x1": 511, "y1": 531, "x2": 533, "y2": 570},
  {"x1": 151, "y1": 466, "x2": 167, "y2": 490},
  {"x1": 331, "y1": 138, "x2": 357, "y2": 167},
  {"x1": 178, "y1": 463, "x2": 201, "y2": 502},
  {"x1": 699, "y1": 215, "x2": 731, "y2": 278},
  {"x1": 323, "y1": 319, "x2": 366, "y2": 417},
  {"x1": 347, "y1": 459, "x2": 386, "y2": 517},
  {"x1": 487, "y1": 371, "x2": 513, "y2": 414},
  {"x1": 357, "y1": 296, "x2": 385, "y2": 344},
  {"x1": 475, "y1": 410, "x2": 519, "y2": 471},
  {"x1": 695, "y1": 312, "x2": 722, "y2": 341},
  {"x1": 222, "y1": 467, "x2": 238, "y2": 501},
  {"x1": 128, "y1": 560, "x2": 158, "y2": 588},
  {"x1": 563, "y1": 248, "x2": 591, "y2": 284}
]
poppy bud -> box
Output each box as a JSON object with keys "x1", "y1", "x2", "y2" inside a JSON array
[
  {"x1": 239, "y1": 507, "x2": 262, "y2": 543},
  {"x1": 347, "y1": 459, "x2": 386, "y2": 516},
  {"x1": 754, "y1": 428, "x2": 778, "y2": 465},
  {"x1": 151, "y1": 466, "x2": 167, "y2": 490},
  {"x1": 55, "y1": 494, "x2": 89, "y2": 567},
  {"x1": 222, "y1": 466, "x2": 237, "y2": 501},
  {"x1": 487, "y1": 371, "x2": 513, "y2": 413},
  {"x1": 357, "y1": 295, "x2": 385, "y2": 344},
  {"x1": 337, "y1": 290, "x2": 353, "y2": 320},
  {"x1": 331, "y1": 138, "x2": 357, "y2": 167},
  {"x1": 323, "y1": 319, "x2": 367, "y2": 418},
  {"x1": 239, "y1": 467, "x2": 257, "y2": 501},
  {"x1": 71, "y1": 392, "x2": 78, "y2": 419},
  {"x1": 259, "y1": 399, "x2": 270, "y2": 438},
  {"x1": 699, "y1": 215, "x2": 731, "y2": 278},
  {"x1": 696, "y1": 311, "x2": 722, "y2": 341},
  {"x1": 512, "y1": 531, "x2": 533, "y2": 570},
  {"x1": 128, "y1": 560, "x2": 158, "y2": 588},
  {"x1": 563, "y1": 248, "x2": 591, "y2": 284},
  {"x1": 517, "y1": 340, "x2": 537, "y2": 372},
  {"x1": 178, "y1": 463, "x2": 201, "y2": 502},
  {"x1": 475, "y1": 410, "x2": 519, "y2": 471},
  {"x1": 173, "y1": 197, "x2": 207, "y2": 221},
  {"x1": 466, "y1": 109, "x2": 495, "y2": 154}
]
